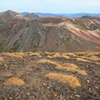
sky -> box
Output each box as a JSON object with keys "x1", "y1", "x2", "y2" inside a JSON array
[{"x1": 0, "y1": 0, "x2": 100, "y2": 13}]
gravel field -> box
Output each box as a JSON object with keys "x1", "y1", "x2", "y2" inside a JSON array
[{"x1": 0, "y1": 52, "x2": 100, "y2": 100}]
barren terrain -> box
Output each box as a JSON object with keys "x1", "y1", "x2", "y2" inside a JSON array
[{"x1": 0, "y1": 52, "x2": 100, "y2": 100}]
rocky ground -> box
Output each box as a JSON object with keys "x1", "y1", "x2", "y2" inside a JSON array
[{"x1": 0, "y1": 52, "x2": 100, "y2": 100}]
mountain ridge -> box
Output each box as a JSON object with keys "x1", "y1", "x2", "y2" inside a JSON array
[
  {"x1": 20, "y1": 12, "x2": 100, "y2": 17},
  {"x1": 25, "y1": 13, "x2": 39, "y2": 18},
  {"x1": 0, "y1": 10, "x2": 100, "y2": 52}
]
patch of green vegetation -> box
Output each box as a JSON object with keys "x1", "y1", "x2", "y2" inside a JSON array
[
  {"x1": 0, "y1": 19, "x2": 12, "y2": 28},
  {"x1": 57, "y1": 28, "x2": 73, "y2": 45},
  {"x1": 0, "y1": 44, "x2": 4, "y2": 52},
  {"x1": 5, "y1": 31, "x2": 9, "y2": 34},
  {"x1": 20, "y1": 37, "x2": 23, "y2": 41},
  {"x1": 30, "y1": 37, "x2": 41, "y2": 51},
  {"x1": 42, "y1": 27, "x2": 51, "y2": 33},
  {"x1": 66, "y1": 34, "x2": 71, "y2": 41},
  {"x1": 9, "y1": 40, "x2": 19, "y2": 52},
  {"x1": 31, "y1": 44, "x2": 39, "y2": 52},
  {"x1": 20, "y1": 34, "x2": 22, "y2": 37},
  {"x1": 4, "y1": 38, "x2": 6, "y2": 42},
  {"x1": 72, "y1": 40, "x2": 79, "y2": 44},
  {"x1": 19, "y1": 34, "x2": 23, "y2": 41},
  {"x1": 61, "y1": 38, "x2": 65, "y2": 42},
  {"x1": 33, "y1": 45, "x2": 38, "y2": 48},
  {"x1": 56, "y1": 43, "x2": 59, "y2": 46},
  {"x1": 78, "y1": 21, "x2": 90, "y2": 30},
  {"x1": 26, "y1": 23, "x2": 30, "y2": 28},
  {"x1": 60, "y1": 34, "x2": 71, "y2": 45},
  {"x1": 42, "y1": 28, "x2": 46, "y2": 32}
]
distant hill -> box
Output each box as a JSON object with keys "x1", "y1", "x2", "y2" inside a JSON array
[
  {"x1": 34, "y1": 13, "x2": 60, "y2": 17},
  {"x1": 20, "y1": 12, "x2": 29, "y2": 15},
  {"x1": 82, "y1": 15, "x2": 100, "y2": 21},
  {"x1": 61, "y1": 13, "x2": 100, "y2": 17},
  {"x1": 20, "y1": 12, "x2": 60, "y2": 17},
  {"x1": 25, "y1": 13, "x2": 39, "y2": 18},
  {"x1": 20, "y1": 12, "x2": 100, "y2": 17}
]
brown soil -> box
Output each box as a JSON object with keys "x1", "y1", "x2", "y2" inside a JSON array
[{"x1": 0, "y1": 52, "x2": 100, "y2": 100}]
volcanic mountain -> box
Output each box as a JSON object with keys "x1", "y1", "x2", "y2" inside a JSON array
[{"x1": 0, "y1": 10, "x2": 100, "y2": 52}]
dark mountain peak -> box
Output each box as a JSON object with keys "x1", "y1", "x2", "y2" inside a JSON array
[
  {"x1": 5, "y1": 10, "x2": 18, "y2": 15},
  {"x1": 0, "y1": 10, "x2": 28, "y2": 20},
  {"x1": 1, "y1": 10, "x2": 18, "y2": 18},
  {"x1": 6, "y1": 10, "x2": 16, "y2": 13},
  {"x1": 25, "y1": 13, "x2": 39, "y2": 18}
]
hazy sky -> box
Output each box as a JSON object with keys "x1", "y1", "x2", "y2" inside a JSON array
[{"x1": 1, "y1": 0, "x2": 100, "y2": 13}]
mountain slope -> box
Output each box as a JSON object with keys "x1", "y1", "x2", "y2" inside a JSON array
[{"x1": 0, "y1": 10, "x2": 100, "y2": 52}]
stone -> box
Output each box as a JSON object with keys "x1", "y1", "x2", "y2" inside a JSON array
[{"x1": 75, "y1": 95, "x2": 80, "y2": 98}]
